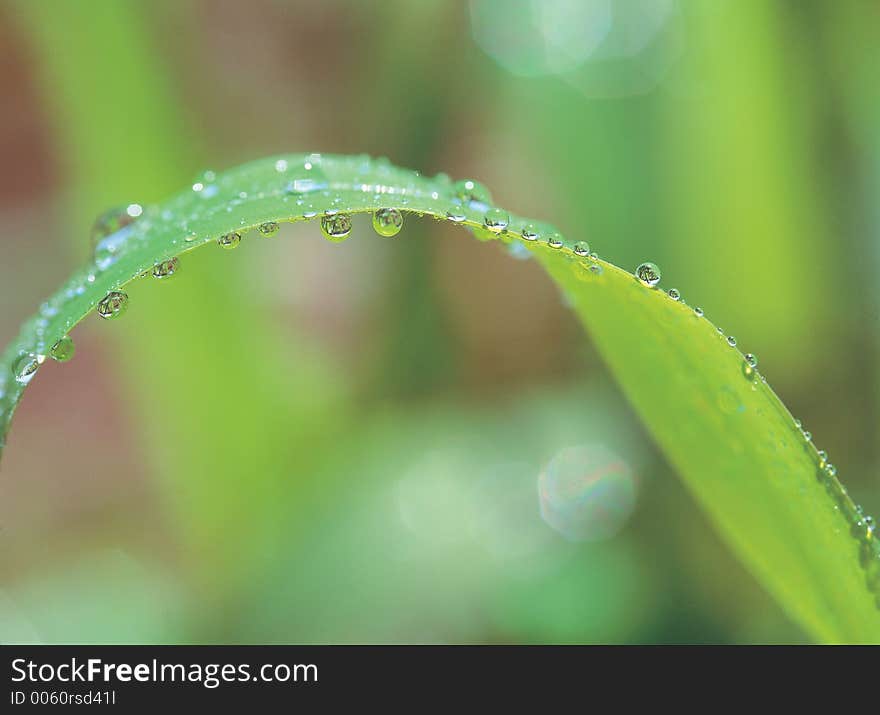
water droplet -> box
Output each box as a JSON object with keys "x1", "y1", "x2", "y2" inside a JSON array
[
  {"x1": 152, "y1": 257, "x2": 179, "y2": 279},
  {"x1": 90, "y1": 205, "x2": 140, "y2": 248},
  {"x1": 694, "y1": 307, "x2": 704, "y2": 317},
  {"x1": 521, "y1": 224, "x2": 540, "y2": 241},
  {"x1": 742, "y1": 353, "x2": 757, "y2": 379},
  {"x1": 482, "y1": 208, "x2": 509, "y2": 233},
  {"x1": 275, "y1": 159, "x2": 288, "y2": 173},
  {"x1": 667, "y1": 288, "x2": 680, "y2": 301},
  {"x1": 183, "y1": 231, "x2": 199, "y2": 243},
  {"x1": 824, "y1": 463, "x2": 837, "y2": 479},
  {"x1": 803, "y1": 431, "x2": 812, "y2": 442},
  {"x1": 13, "y1": 353, "x2": 44, "y2": 385},
  {"x1": 453, "y1": 179, "x2": 491, "y2": 206},
  {"x1": 96, "y1": 290, "x2": 128, "y2": 320},
  {"x1": 321, "y1": 213, "x2": 352, "y2": 242},
  {"x1": 258, "y1": 221, "x2": 279, "y2": 237},
  {"x1": 445, "y1": 208, "x2": 466, "y2": 222},
  {"x1": 126, "y1": 204, "x2": 143, "y2": 218},
  {"x1": 372, "y1": 208, "x2": 404, "y2": 237},
  {"x1": 285, "y1": 159, "x2": 329, "y2": 194},
  {"x1": 546, "y1": 232, "x2": 563, "y2": 249},
  {"x1": 218, "y1": 232, "x2": 241, "y2": 249},
  {"x1": 539, "y1": 445, "x2": 637, "y2": 542},
  {"x1": 817, "y1": 449, "x2": 827, "y2": 465},
  {"x1": 636, "y1": 262, "x2": 661, "y2": 287},
  {"x1": 727, "y1": 335, "x2": 737, "y2": 347},
  {"x1": 49, "y1": 336, "x2": 75, "y2": 363},
  {"x1": 573, "y1": 240, "x2": 590, "y2": 257}
]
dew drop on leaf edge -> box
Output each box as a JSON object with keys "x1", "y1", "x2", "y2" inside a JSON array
[
  {"x1": 321, "y1": 213, "x2": 352, "y2": 242},
  {"x1": 12, "y1": 352, "x2": 44, "y2": 385},
  {"x1": 49, "y1": 336, "x2": 75, "y2": 363},
  {"x1": 521, "y1": 224, "x2": 540, "y2": 241},
  {"x1": 258, "y1": 221, "x2": 280, "y2": 238},
  {"x1": 636, "y1": 262, "x2": 661, "y2": 287},
  {"x1": 573, "y1": 241, "x2": 590, "y2": 257},
  {"x1": 372, "y1": 208, "x2": 403, "y2": 237},
  {"x1": 218, "y1": 232, "x2": 241, "y2": 249},
  {"x1": 96, "y1": 290, "x2": 129, "y2": 320},
  {"x1": 546, "y1": 233, "x2": 563, "y2": 249},
  {"x1": 152, "y1": 257, "x2": 179, "y2": 279},
  {"x1": 482, "y1": 208, "x2": 509, "y2": 233}
]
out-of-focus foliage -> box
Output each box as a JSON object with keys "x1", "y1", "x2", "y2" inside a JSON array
[{"x1": 1, "y1": 0, "x2": 878, "y2": 643}]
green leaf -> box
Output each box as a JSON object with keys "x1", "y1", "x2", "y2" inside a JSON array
[{"x1": 2, "y1": 153, "x2": 878, "y2": 642}]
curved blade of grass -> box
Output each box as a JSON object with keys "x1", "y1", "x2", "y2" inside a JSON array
[{"x1": 1, "y1": 153, "x2": 878, "y2": 642}]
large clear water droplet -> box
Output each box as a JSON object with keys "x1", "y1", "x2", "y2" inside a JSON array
[
  {"x1": 218, "y1": 232, "x2": 241, "y2": 249},
  {"x1": 521, "y1": 224, "x2": 540, "y2": 241},
  {"x1": 49, "y1": 336, "x2": 75, "y2": 363},
  {"x1": 96, "y1": 290, "x2": 129, "y2": 320},
  {"x1": 90, "y1": 204, "x2": 141, "y2": 252},
  {"x1": 321, "y1": 213, "x2": 352, "y2": 242},
  {"x1": 636, "y1": 262, "x2": 661, "y2": 287},
  {"x1": 372, "y1": 208, "x2": 403, "y2": 237},
  {"x1": 258, "y1": 221, "x2": 280, "y2": 237},
  {"x1": 285, "y1": 155, "x2": 329, "y2": 194},
  {"x1": 546, "y1": 232, "x2": 563, "y2": 249},
  {"x1": 152, "y1": 257, "x2": 179, "y2": 279},
  {"x1": 13, "y1": 352, "x2": 45, "y2": 385},
  {"x1": 482, "y1": 208, "x2": 509, "y2": 233},
  {"x1": 573, "y1": 240, "x2": 590, "y2": 256}
]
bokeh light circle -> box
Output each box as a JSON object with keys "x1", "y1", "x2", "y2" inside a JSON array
[{"x1": 538, "y1": 445, "x2": 637, "y2": 542}]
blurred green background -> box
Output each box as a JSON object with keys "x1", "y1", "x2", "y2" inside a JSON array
[{"x1": 1, "y1": 0, "x2": 878, "y2": 644}]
